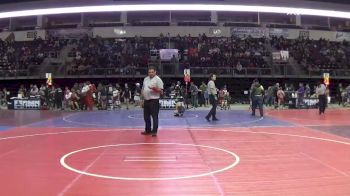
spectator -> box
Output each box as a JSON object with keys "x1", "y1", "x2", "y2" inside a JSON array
[
  {"x1": 0, "y1": 88, "x2": 5, "y2": 106},
  {"x1": 265, "y1": 86, "x2": 275, "y2": 107},
  {"x1": 190, "y1": 82, "x2": 199, "y2": 108},
  {"x1": 134, "y1": 83, "x2": 142, "y2": 107},
  {"x1": 55, "y1": 85, "x2": 63, "y2": 110},
  {"x1": 18, "y1": 84, "x2": 27, "y2": 98},
  {"x1": 236, "y1": 61, "x2": 243, "y2": 74},
  {"x1": 297, "y1": 83, "x2": 305, "y2": 108},
  {"x1": 305, "y1": 84, "x2": 311, "y2": 98},
  {"x1": 199, "y1": 81, "x2": 207, "y2": 107},
  {"x1": 337, "y1": 83, "x2": 343, "y2": 106},
  {"x1": 122, "y1": 83, "x2": 131, "y2": 110},
  {"x1": 277, "y1": 87, "x2": 285, "y2": 109},
  {"x1": 30, "y1": 85, "x2": 39, "y2": 97}
]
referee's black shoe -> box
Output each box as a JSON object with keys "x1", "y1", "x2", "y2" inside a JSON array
[{"x1": 141, "y1": 131, "x2": 151, "y2": 135}]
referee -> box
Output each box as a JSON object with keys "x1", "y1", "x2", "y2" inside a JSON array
[
  {"x1": 141, "y1": 66, "x2": 164, "y2": 137},
  {"x1": 316, "y1": 82, "x2": 327, "y2": 115}
]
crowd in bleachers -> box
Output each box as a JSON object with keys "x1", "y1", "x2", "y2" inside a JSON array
[
  {"x1": 64, "y1": 34, "x2": 270, "y2": 76},
  {"x1": 173, "y1": 34, "x2": 269, "y2": 68},
  {"x1": 270, "y1": 36, "x2": 350, "y2": 72},
  {"x1": 67, "y1": 36, "x2": 150, "y2": 75},
  {"x1": 0, "y1": 36, "x2": 66, "y2": 77},
  {"x1": 0, "y1": 34, "x2": 350, "y2": 77},
  {"x1": 51, "y1": 34, "x2": 350, "y2": 76}
]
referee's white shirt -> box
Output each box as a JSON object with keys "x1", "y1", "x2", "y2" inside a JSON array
[
  {"x1": 142, "y1": 75, "x2": 164, "y2": 100},
  {"x1": 207, "y1": 80, "x2": 217, "y2": 95},
  {"x1": 316, "y1": 84, "x2": 326, "y2": 95}
]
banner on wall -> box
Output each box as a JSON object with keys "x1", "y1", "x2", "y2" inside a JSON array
[
  {"x1": 159, "y1": 49, "x2": 178, "y2": 60},
  {"x1": 184, "y1": 68, "x2": 190, "y2": 84},
  {"x1": 231, "y1": 27, "x2": 266, "y2": 38},
  {"x1": 26, "y1": 31, "x2": 37, "y2": 39},
  {"x1": 272, "y1": 52, "x2": 281, "y2": 60},
  {"x1": 323, "y1": 72, "x2": 330, "y2": 86},
  {"x1": 14, "y1": 30, "x2": 46, "y2": 41},
  {"x1": 46, "y1": 73, "x2": 52, "y2": 86},
  {"x1": 299, "y1": 30, "x2": 310, "y2": 38},
  {"x1": 209, "y1": 28, "x2": 222, "y2": 36},
  {"x1": 272, "y1": 50, "x2": 289, "y2": 61},
  {"x1": 335, "y1": 32, "x2": 350, "y2": 41},
  {"x1": 269, "y1": 28, "x2": 289, "y2": 38},
  {"x1": 281, "y1": 50, "x2": 289, "y2": 60},
  {"x1": 0, "y1": 32, "x2": 13, "y2": 41},
  {"x1": 48, "y1": 28, "x2": 92, "y2": 39}
]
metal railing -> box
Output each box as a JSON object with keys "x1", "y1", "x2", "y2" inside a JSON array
[
  {"x1": 0, "y1": 69, "x2": 32, "y2": 78},
  {"x1": 1, "y1": 64, "x2": 350, "y2": 79}
]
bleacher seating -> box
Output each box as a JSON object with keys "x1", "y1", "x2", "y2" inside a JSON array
[{"x1": 0, "y1": 32, "x2": 349, "y2": 78}]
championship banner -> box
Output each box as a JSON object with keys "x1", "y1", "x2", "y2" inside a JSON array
[
  {"x1": 269, "y1": 28, "x2": 289, "y2": 38},
  {"x1": 209, "y1": 28, "x2": 222, "y2": 36},
  {"x1": 46, "y1": 73, "x2": 52, "y2": 86},
  {"x1": 231, "y1": 27, "x2": 266, "y2": 38},
  {"x1": 272, "y1": 52, "x2": 281, "y2": 60},
  {"x1": 184, "y1": 69, "x2": 191, "y2": 84},
  {"x1": 335, "y1": 32, "x2": 350, "y2": 41},
  {"x1": 280, "y1": 50, "x2": 289, "y2": 60},
  {"x1": 323, "y1": 73, "x2": 330, "y2": 86},
  {"x1": 26, "y1": 31, "x2": 37, "y2": 39},
  {"x1": 299, "y1": 30, "x2": 310, "y2": 38},
  {"x1": 272, "y1": 51, "x2": 289, "y2": 61},
  {"x1": 159, "y1": 49, "x2": 179, "y2": 60},
  {"x1": 48, "y1": 29, "x2": 92, "y2": 39}
]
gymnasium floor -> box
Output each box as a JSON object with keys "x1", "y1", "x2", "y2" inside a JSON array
[{"x1": 0, "y1": 107, "x2": 349, "y2": 195}]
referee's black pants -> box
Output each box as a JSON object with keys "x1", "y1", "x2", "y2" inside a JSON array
[
  {"x1": 318, "y1": 94, "x2": 327, "y2": 114},
  {"x1": 143, "y1": 99, "x2": 160, "y2": 133},
  {"x1": 206, "y1": 95, "x2": 217, "y2": 120}
]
